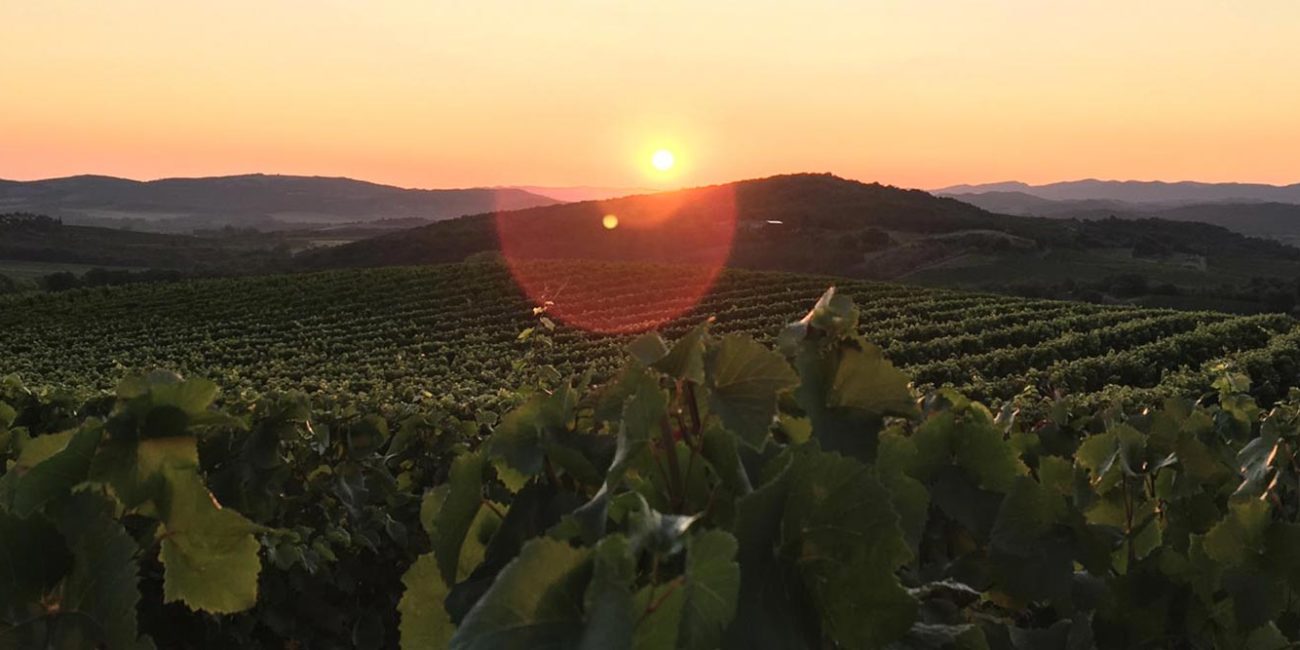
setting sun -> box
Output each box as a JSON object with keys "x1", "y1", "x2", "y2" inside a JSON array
[
  {"x1": 651, "y1": 149, "x2": 675, "y2": 172},
  {"x1": 602, "y1": 214, "x2": 619, "y2": 229}
]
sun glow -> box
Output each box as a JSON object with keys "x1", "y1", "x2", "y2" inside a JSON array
[
  {"x1": 651, "y1": 149, "x2": 675, "y2": 171},
  {"x1": 602, "y1": 214, "x2": 619, "y2": 229}
]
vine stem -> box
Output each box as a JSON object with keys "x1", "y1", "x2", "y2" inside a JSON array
[
  {"x1": 640, "y1": 577, "x2": 686, "y2": 621},
  {"x1": 660, "y1": 415, "x2": 684, "y2": 510},
  {"x1": 684, "y1": 381, "x2": 703, "y2": 446},
  {"x1": 481, "y1": 498, "x2": 505, "y2": 520},
  {"x1": 1124, "y1": 474, "x2": 1136, "y2": 569},
  {"x1": 543, "y1": 457, "x2": 561, "y2": 489}
]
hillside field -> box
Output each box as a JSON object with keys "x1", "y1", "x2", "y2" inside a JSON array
[
  {"x1": 5, "y1": 259, "x2": 1300, "y2": 415},
  {"x1": 11, "y1": 259, "x2": 1300, "y2": 648}
]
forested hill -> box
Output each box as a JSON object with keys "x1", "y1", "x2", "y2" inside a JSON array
[
  {"x1": 295, "y1": 173, "x2": 1052, "y2": 269},
  {"x1": 0, "y1": 173, "x2": 559, "y2": 231},
  {"x1": 295, "y1": 173, "x2": 1300, "y2": 312}
]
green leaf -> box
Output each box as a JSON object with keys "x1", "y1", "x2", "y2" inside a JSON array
[
  {"x1": 1244, "y1": 622, "x2": 1289, "y2": 650},
  {"x1": 783, "y1": 449, "x2": 917, "y2": 648},
  {"x1": 569, "y1": 372, "x2": 668, "y2": 544},
  {"x1": 952, "y1": 418, "x2": 1022, "y2": 494},
  {"x1": 492, "y1": 458, "x2": 531, "y2": 494},
  {"x1": 678, "y1": 530, "x2": 740, "y2": 650},
  {"x1": 115, "y1": 374, "x2": 227, "y2": 438},
  {"x1": 488, "y1": 384, "x2": 578, "y2": 479},
  {"x1": 450, "y1": 538, "x2": 592, "y2": 649},
  {"x1": 724, "y1": 457, "x2": 815, "y2": 650},
  {"x1": 706, "y1": 335, "x2": 798, "y2": 448},
  {"x1": 459, "y1": 503, "x2": 504, "y2": 582},
  {"x1": 633, "y1": 581, "x2": 685, "y2": 650},
  {"x1": 0, "y1": 401, "x2": 16, "y2": 431},
  {"x1": 828, "y1": 342, "x2": 917, "y2": 418},
  {"x1": 655, "y1": 323, "x2": 709, "y2": 384},
  {"x1": 420, "y1": 484, "x2": 449, "y2": 537},
  {"x1": 613, "y1": 375, "x2": 668, "y2": 483},
  {"x1": 991, "y1": 476, "x2": 1065, "y2": 554},
  {"x1": 89, "y1": 435, "x2": 199, "y2": 512},
  {"x1": 877, "y1": 430, "x2": 930, "y2": 553},
  {"x1": 158, "y1": 464, "x2": 262, "y2": 614},
  {"x1": 701, "y1": 423, "x2": 752, "y2": 496},
  {"x1": 52, "y1": 491, "x2": 156, "y2": 650},
  {"x1": 579, "y1": 535, "x2": 637, "y2": 650},
  {"x1": 912, "y1": 409, "x2": 1023, "y2": 494},
  {"x1": 1203, "y1": 500, "x2": 1272, "y2": 567},
  {"x1": 7, "y1": 424, "x2": 102, "y2": 517},
  {"x1": 628, "y1": 332, "x2": 671, "y2": 367},
  {"x1": 399, "y1": 553, "x2": 455, "y2": 650},
  {"x1": 0, "y1": 511, "x2": 72, "y2": 613},
  {"x1": 430, "y1": 452, "x2": 488, "y2": 584},
  {"x1": 144, "y1": 376, "x2": 220, "y2": 415}
]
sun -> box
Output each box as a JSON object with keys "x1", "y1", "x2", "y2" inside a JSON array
[{"x1": 651, "y1": 149, "x2": 675, "y2": 171}]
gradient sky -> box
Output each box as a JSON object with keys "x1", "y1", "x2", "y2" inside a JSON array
[{"x1": 3, "y1": 1, "x2": 1299, "y2": 190}]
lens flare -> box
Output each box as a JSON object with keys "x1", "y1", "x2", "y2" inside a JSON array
[{"x1": 494, "y1": 185, "x2": 737, "y2": 334}]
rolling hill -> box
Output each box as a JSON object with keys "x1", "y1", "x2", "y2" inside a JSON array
[
  {"x1": 936, "y1": 178, "x2": 1300, "y2": 204},
  {"x1": 298, "y1": 173, "x2": 1300, "y2": 312},
  {"x1": 297, "y1": 173, "x2": 1054, "y2": 270},
  {"x1": 0, "y1": 213, "x2": 291, "y2": 275},
  {"x1": 951, "y1": 191, "x2": 1300, "y2": 245},
  {"x1": 0, "y1": 173, "x2": 559, "y2": 232}
]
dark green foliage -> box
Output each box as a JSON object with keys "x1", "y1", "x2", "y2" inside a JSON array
[
  {"x1": 10, "y1": 280, "x2": 1300, "y2": 648},
  {"x1": 390, "y1": 287, "x2": 1300, "y2": 649}
]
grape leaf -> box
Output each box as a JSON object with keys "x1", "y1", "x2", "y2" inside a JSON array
[
  {"x1": 399, "y1": 553, "x2": 454, "y2": 650},
  {"x1": 783, "y1": 449, "x2": 917, "y2": 648},
  {"x1": 707, "y1": 335, "x2": 798, "y2": 448},
  {"x1": 655, "y1": 322, "x2": 708, "y2": 384},
  {"x1": 7, "y1": 424, "x2": 102, "y2": 516},
  {"x1": 678, "y1": 530, "x2": 740, "y2": 650},
  {"x1": 1204, "y1": 500, "x2": 1272, "y2": 567},
  {"x1": 827, "y1": 342, "x2": 916, "y2": 418},
  {"x1": 450, "y1": 538, "x2": 591, "y2": 649},
  {"x1": 628, "y1": 332, "x2": 670, "y2": 367},
  {"x1": 430, "y1": 452, "x2": 487, "y2": 584},
  {"x1": 579, "y1": 535, "x2": 636, "y2": 650},
  {"x1": 53, "y1": 491, "x2": 156, "y2": 649},
  {"x1": 158, "y1": 464, "x2": 262, "y2": 614},
  {"x1": 0, "y1": 512, "x2": 72, "y2": 613}
]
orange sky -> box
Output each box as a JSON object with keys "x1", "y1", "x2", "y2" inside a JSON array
[{"x1": 3, "y1": 1, "x2": 1299, "y2": 190}]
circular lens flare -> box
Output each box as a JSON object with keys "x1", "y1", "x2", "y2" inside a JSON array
[{"x1": 494, "y1": 185, "x2": 737, "y2": 334}]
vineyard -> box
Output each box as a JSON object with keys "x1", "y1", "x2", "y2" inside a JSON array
[
  {"x1": 7, "y1": 271, "x2": 1300, "y2": 648},
  {"x1": 4, "y1": 260, "x2": 1300, "y2": 419}
]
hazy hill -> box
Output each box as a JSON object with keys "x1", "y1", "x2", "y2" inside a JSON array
[
  {"x1": 952, "y1": 191, "x2": 1300, "y2": 245},
  {"x1": 296, "y1": 173, "x2": 1300, "y2": 313},
  {"x1": 298, "y1": 173, "x2": 1034, "y2": 269},
  {"x1": 937, "y1": 179, "x2": 1300, "y2": 204},
  {"x1": 509, "y1": 185, "x2": 654, "y2": 202},
  {"x1": 0, "y1": 173, "x2": 559, "y2": 232},
  {"x1": 945, "y1": 191, "x2": 1132, "y2": 216},
  {"x1": 0, "y1": 213, "x2": 290, "y2": 274}
]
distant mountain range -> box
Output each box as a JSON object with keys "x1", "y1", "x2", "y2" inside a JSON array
[
  {"x1": 0, "y1": 174, "x2": 560, "y2": 232},
  {"x1": 947, "y1": 190, "x2": 1300, "y2": 245},
  {"x1": 508, "y1": 185, "x2": 654, "y2": 202},
  {"x1": 935, "y1": 179, "x2": 1300, "y2": 204}
]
